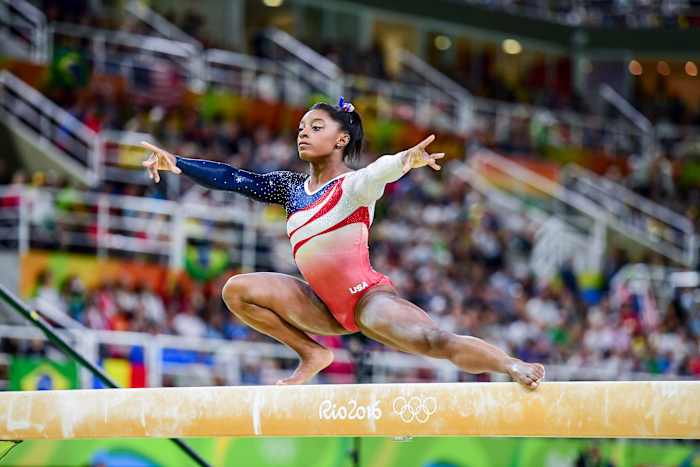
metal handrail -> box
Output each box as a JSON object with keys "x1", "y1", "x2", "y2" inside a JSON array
[
  {"x1": 1, "y1": 72, "x2": 96, "y2": 142},
  {"x1": 0, "y1": 183, "x2": 262, "y2": 269},
  {"x1": 38, "y1": 19, "x2": 695, "y2": 150},
  {"x1": 461, "y1": 0, "x2": 700, "y2": 29},
  {"x1": 471, "y1": 149, "x2": 602, "y2": 217},
  {"x1": 0, "y1": 286, "x2": 210, "y2": 467},
  {"x1": 399, "y1": 49, "x2": 472, "y2": 101},
  {"x1": 562, "y1": 163, "x2": 696, "y2": 266},
  {"x1": 263, "y1": 28, "x2": 342, "y2": 80},
  {"x1": 206, "y1": 48, "x2": 280, "y2": 74},
  {"x1": 453, "y1": 161, "x2": 550, "y2": 225},
  {"x1": 454, "y1": 159, "x2": 599, "y2": 277},
  {"x1": 600, "y1": 84, "x2": 653, "y2": 133},
  {"x1": 125, "y1": 0, "x2": 201, "y2": 47},
  {"x1": 600, "y1": 83, "x2": 657, "y2": 162},
  {"x1": 51, "y1": 22, "x2": 196, "y2": 57},
  {"x1": 563, "y1": 164, "x2": 693, "y2": 229},
  {"x1": 473, "y1": 95, "x2": 648, "y2": 142},
  {"x1": 343, "y1": 73, "x2": 439, "y2": 104},
  {"x1": 2, "y1": 0, "x2": 43, "y2": 23},
  {"x1": 260, "y1": 27, "x2": 344, "y2": 99},
  {"x1": 0, "y1": 323, "x2": 692, "y2": 384},
  {"x1": 0, "y1": 71, "x2": 101, "y2": 186},
  {"x1": 203, "y1": 48, "x2": 293, "y2": 101},
  {"x1": 0, "y1": 0, "x2": 48, "y2": 63},
  {"x1": 51, "y1": 21, "x2": 203, "y2": 90},
  {"x1": 398, "y1": 50, "x2": 474, "y2": 133},
  {"x1": 470, "y1": 148, "x2": 694, "y2": 265}
]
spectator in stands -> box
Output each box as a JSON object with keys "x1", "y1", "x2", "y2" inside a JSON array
[
  {"x1": 172, "y1": 285, "x2": 208, "y2": 338},
  {"x1": 32, "y1": 270, "x2": 62, "y2": 314},
  {"x1": 59, "y1": 275, "x2": 87, "y2": 323},
  {"x1": 5, "y1": 4, "x2": 699, "y2": 384}
]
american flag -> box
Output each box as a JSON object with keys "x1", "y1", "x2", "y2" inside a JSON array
[{"x1": 129, "y1": 55, "x2": 186, "y2": 107}]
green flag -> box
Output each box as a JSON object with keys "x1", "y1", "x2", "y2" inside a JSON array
[{"x1": 9, "y1": 357, "x2": 79, "y2": 391}]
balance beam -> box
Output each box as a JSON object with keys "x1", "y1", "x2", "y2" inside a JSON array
[{"x1": 1, "y1": 381, "x2": 699, "y2": 440}]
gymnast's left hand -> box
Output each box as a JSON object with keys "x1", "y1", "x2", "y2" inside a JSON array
[{"x1": 400, "y1": 134, "x2": 445, "y2": 173}]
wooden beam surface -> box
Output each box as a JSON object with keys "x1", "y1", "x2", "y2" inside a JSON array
[{"x1": 1, "y1": 381, "x2": 699, "y2": 440}]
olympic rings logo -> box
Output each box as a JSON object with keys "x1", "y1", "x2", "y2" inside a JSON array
[{"x1": 392, "y1": 396, "x2": 437, "y2": 423}]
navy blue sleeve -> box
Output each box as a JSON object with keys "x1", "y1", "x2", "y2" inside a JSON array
[{"x1": 175, "y1": 157, "x2": 304, "y2": 206}]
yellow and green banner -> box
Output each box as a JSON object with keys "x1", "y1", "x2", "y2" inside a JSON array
[
  {"x1": 1, "y1": 436, "x2": 698, "y2": 467},
  {"x1": 9, "y1": 357, "x2": 79, "y2": 391}
]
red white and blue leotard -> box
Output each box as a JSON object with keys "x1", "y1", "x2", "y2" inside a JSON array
[{"x1": 176, "y1": 154, "x2": 406, "y2": 332}]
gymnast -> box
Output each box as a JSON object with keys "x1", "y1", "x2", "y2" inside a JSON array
[{"x1": 142, "y1": 98, "x2": 545, "y2": 389}]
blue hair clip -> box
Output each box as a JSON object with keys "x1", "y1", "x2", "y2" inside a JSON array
[{"x1": 338, "y1": 96, "x2": 355, "y2": 114}]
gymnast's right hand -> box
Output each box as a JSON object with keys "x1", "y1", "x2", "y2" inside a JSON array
[{"x1": 141, "y1": 141, "x2": 182, "y2": 183}]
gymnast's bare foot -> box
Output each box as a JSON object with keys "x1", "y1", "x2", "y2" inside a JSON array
[
  {"x1": 276, "y1": 348, "x2": 334, "y2": 385},
  {"x1": 506, "y1": 358, "x2": 545, "y2": 390}
]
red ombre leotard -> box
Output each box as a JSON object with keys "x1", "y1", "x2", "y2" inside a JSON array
[{"x1": 176, "y1": 154, "x2": 406, "y2": 332}]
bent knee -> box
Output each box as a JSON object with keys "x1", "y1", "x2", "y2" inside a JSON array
[{"x1": 222, "y1": 274, "x2": 261, "y2": 308}]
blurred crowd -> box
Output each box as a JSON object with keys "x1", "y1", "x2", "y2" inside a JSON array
[
  {"x1": 33, "y1": 0, "x2": 700, "y2": 215},
  {"x1": 3, "y1": 0, "x2": 698, "y2": 383},
  {"x1": 30, "y1": 268, "x2": 240, "y2": 341},
  {"x1": 36, "y1": 0, "x2": 700, "y2": 129},
  {"x1": 39, "y1": 0, "x2": 211, "y2": 47},
  {"x1": 9, "y1": 163, "x2": 700, "y2": 381},
  {"x1": 370, "y1": 166, "x2": 700, "y2": 379},
  {"x1": 464, "y1": 0, "x2": 700, "y2": 29},
  {"x1": 33, "y1": 48, "x2": 700, "y2": 239}
]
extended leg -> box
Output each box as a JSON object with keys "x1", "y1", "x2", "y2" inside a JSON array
[{"x1": 355, "y1": 289, "x2": 545, "y2": 388}]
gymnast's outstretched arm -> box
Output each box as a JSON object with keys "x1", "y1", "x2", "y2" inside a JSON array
[
  {"x1": 345, "y1": 134, "x2": 445, "y2": 203},
  {"x1": 141, "y1": 141, "x2": 302, "y2": 205}
]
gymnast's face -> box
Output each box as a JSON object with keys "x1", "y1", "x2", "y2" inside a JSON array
[{"x1": 297, "y1": 109, "x2": 349, "y2": 162}]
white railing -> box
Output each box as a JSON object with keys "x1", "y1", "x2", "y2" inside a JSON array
[
  {"x1": 125, "y1": 0, "x2": 201, "y2": 47},
  {"x1": 0, "y1": 184, "x2": 269, "y2": 271},
  {"x1": 600, "y1": 84, "x2": 653, "y2": 134},
  {"x1": 471, "y1": 96, "x2": 647, "y2": 158},
  {"x1": 610, "y1": 264, "x2": 691, "y2": 324},
  {"x1": 599, "y1": 83, "x2": 657, "y2": 160},
  {"x1": 50, "y1": 22, "x2": 202, "y2": 91},
  {"x1": 659, "y1": 123, "x2": 700, "y2": 150},
  {"x1": 453, "y1": 160, "x2": 597, "y2": 279},
  {"x1": 3, "y1": 1, "x2": 695, "y2": 164},
  {"x1": 9, "y1": 14, "x2": 699, "y2": 198},
  {"x1": 257, "y1": 28, "x2": 473, "y2": 133},
  {"x1": 468, "y1": 147, "x2": 697, "y2": 268},
  {"x1": 341, "y1": 73, "x2": 467, "y2": 134},
  {"x1": 461, "y1": 0, "x2": 700, "y2": 28},
  {"x1": 453, "y1": 161, "x2": 550, "y2": 226},
  {"x1": 399, "y1": 50, "x2": 473, "y2": 134},
  {"x1": 0, "y1": 186, "x2": 22, "y2": 252},
  {"x1": 123, "y1": 0, "x2": 205, "y2": 91},
  {"x1": 562, "y1": 164, "x2": 696, "y2": 267},
  {"x1": 0, "y1": 0, "x2": 49, "y2": 63},
  {"x1": 0, "y1": 324, "x2": 691, "y2": 391},
  {"x1": 262, "y1": 39, "x2": 655, "y2": 152},
  {"x1": 0, "y1": 71, "x2": 101, "y2": 186},
  {"x1": 35, "y1": 19, "x2": 685, "y2": 157},
  {"x1": 470, "y1": 148, "x2": 605, "y2": 231},
  {"x1": 204, "y1": 49, "x2": 310, "y2": 105},
  {"x1": 261, "y1": 28, "x2": 343, "y2": 98}
]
